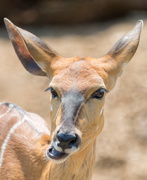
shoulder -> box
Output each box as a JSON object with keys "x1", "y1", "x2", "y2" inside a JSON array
[{"x1": 0, "y1": 102, "x2": 50, "y2": 139}]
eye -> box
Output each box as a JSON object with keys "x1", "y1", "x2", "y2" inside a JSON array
[
  {"x1": 45, "y1": 87, "x2": 59, "y2": 98},
  {"x1": 91, "y1": 88, "x2": 108, "y2": 100},
  {"x1": 50, "y1": 88, "x2": 59, "y2": 98}
]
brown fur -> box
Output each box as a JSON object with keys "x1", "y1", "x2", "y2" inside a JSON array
[{"x1": 0, "y1": 19, "x2": 143, "y2": 180}]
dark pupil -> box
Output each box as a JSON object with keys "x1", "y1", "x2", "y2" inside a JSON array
[
  {"x1": 51, "y1": 88, "x2": 58, "y2": 98},
  {"x1": 91, "y1": 89, "x2": 104, "y2": 99}
]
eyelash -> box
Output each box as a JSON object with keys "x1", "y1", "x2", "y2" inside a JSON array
[
  {"x1": 45, "y1": 87, "x2": 59, "y2": 98},
  {"x1": 91, "y1": 88, "x2": 108, "y2": 100}
]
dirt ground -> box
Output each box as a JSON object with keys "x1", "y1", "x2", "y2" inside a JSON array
[{"x1": 0, "y1": 13, "x2": 147, "y2": 180}]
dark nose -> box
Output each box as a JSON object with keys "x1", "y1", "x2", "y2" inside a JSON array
[{"x1": 57, "y1": 132, "x2": 80, "y2": 150}]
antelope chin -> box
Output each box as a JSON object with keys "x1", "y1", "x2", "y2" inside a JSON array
[{"x1": 47, "y1": 145, "x2": 69, "y2": 164}]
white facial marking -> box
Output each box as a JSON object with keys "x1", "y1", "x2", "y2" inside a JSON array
[
  {"x1": 100, "y1": 106, "x2": 104, "y2": 116},
  {"x1": 50, "y1": 105, "x2": 53, "y2": 111},
  {"x1": 64, "y1": 146, "x2": 79, "y2": 154},
  {"x1": 52, "y1": 141, "x2": 62, "y2": 152},
  {"x1": 46, "y1": 151, "x2": 68, "y2": 164},
  {"x1": 52, "y1": 141, "x2": 78, "y2": 154}
]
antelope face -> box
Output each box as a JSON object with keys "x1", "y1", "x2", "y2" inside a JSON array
[
  {"x1": 5, "y1": 19, "x2": 143, "y2": 163},
  {"x1": 47, "y1": 58, "x2": 108, "y2": 163}
]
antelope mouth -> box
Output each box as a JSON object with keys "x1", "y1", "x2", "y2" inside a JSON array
[{"x1": 47, "y1": 145, "x2": 69, "y2": 161}]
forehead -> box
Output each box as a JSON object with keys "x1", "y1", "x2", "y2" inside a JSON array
[{"x1": 50, "y1": 59, "x2": 105, "y2": 93}]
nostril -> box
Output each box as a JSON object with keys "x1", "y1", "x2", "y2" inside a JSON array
[
  {"x1": 69, "y1": 135, "x2": 78, "y2": 147},
  {"x1": 70, "y1": 138, "x2": 77, "y2": 144}
]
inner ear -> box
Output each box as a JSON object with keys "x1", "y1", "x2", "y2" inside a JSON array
[
  {"x1": 108, "y1": 20, "x2": 143, "y2": 65},
  {"x1": 107, "y1": 20, "x2": 142, "y2": 75},
  {"x1": 4, "y1": 18, "x2": 47, "y2": 76},
  {"x1": 4, "y1": 18, "x2": 60, "y2": 77},
  {"x1": 97, "y1": 20, "x2": 143, "y2": 90}
]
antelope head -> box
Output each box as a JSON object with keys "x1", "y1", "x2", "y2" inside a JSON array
[{"x1": 4, "y1": 19, "x2": 143, "y2": 164}]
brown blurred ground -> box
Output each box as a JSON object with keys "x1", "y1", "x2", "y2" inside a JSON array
[{"x1": 0, "y1": 13, "x2": 147, "y2": 180}]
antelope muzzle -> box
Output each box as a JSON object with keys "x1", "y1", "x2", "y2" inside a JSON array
[{"x1": 47, "y1": 130, "x2": 81, "y2": 163}]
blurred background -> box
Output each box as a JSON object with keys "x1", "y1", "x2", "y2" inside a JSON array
[{"x1": 0, "y1": 0, "x2": 147, "y2": 180}]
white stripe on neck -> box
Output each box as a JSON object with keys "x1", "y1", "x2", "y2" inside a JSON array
[
  {"x1": 0, "y1": 104, "x2": 13, "y2": 118},
  {"x1": 0, "y1": 114, "x2": 41, "y2": 174}
]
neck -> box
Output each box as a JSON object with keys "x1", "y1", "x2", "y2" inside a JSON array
[
  {"x1": 19, "y1": 113, "x2": 104, "y2": 180},
  {"x1": 39, "y1": 115, "x2": 104, "y2": 180},
  {"x1": 39, "y1": 139, "x2": 97, "y2": 180}
]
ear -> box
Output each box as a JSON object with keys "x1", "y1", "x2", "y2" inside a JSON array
[
  {"x1": 4, "y1": 18, "x2": 61, "y2": 77},
  {"x1": 104, "y1": 20, "x2": 143, "y2": 89}
]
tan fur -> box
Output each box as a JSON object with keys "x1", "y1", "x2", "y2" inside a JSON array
[{"x1": 0, "y1": 19, "x2": 143, "y2": 180}]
